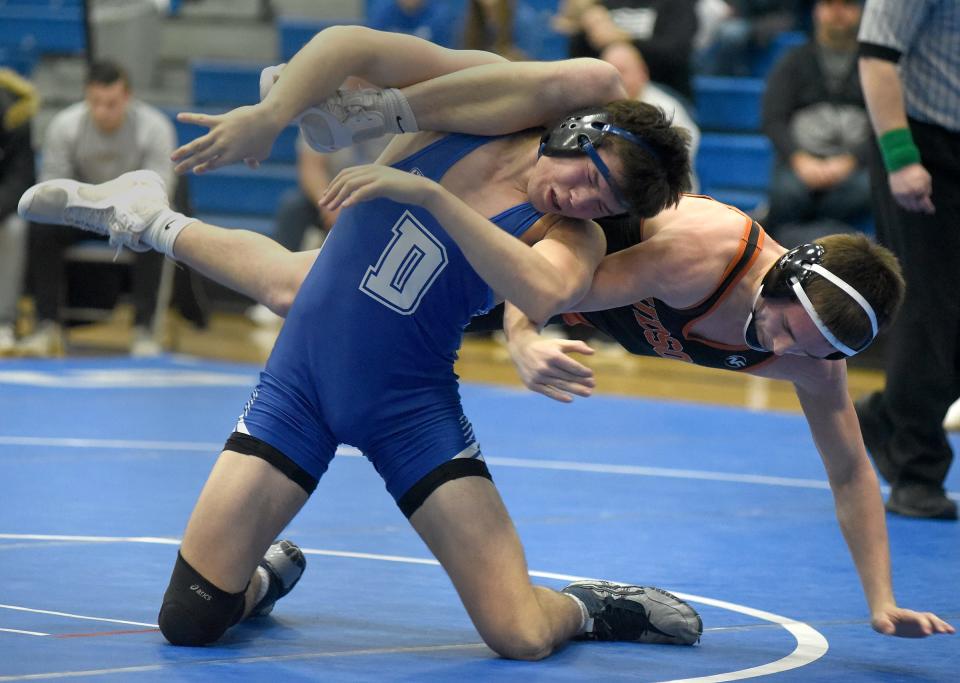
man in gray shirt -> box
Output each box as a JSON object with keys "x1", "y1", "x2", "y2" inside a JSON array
[{"x1": 21, "y1": 60, "x2": 176, "y2": 356}]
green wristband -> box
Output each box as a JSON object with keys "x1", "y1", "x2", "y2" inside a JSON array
[{"x1": 878, "y1": 127, "x2": 921, "y2": 173}]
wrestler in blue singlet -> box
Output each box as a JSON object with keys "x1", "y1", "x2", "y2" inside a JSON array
[{"x1": 232, "y1": 134, "x2": 543, "y2": 513}]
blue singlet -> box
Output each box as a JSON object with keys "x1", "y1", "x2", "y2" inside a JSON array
[{"x1": 236, "y1": 134, "x2": 544, "y2": 503}]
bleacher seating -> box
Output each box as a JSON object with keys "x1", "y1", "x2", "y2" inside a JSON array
[
  {"x1": 693, "y1": 76, "x2": 765, "y2": 133},
  {"x1": 696, "y1": 134, "x2": 772, "y2": 214},
  {"x1": 191, "y1": 60, "x2": 271, "y2": 107},
  {"x1": 692, "y1": 75, "x2": 774, "y2": 213},
  {"x1": 0, "y1": 44, "x2": 36, "y2": 75},
  {"x1": 0, "y1": 4, "x2": 85, "y2": 55},
  {"x1": 189, "y1": 164, "x2": 297, "y2": 224}
]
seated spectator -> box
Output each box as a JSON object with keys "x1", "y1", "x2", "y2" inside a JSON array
[
  {"x1": 559, "y1": 0, "x2": 697, "y2": 103},
  {"x1": 601, "y1": 41, "x2": 701, "y2": 191},
  {"x1": 697, "y1": 0, "x2": 802, "y2": 76},
  {"x1": 0, "y1": 68, "x2": 38, "y2": 355},
  {"x1": 760, "y1": 0, "x2": 870, "y2": 246},
  {"x1": 20, "y1": 61, "x2": 176, "y2": 356},
  {"x1": 367, "y1": 0, "x2": 458, "y2": 48}
]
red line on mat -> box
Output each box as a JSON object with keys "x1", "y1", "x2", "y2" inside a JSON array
[{"x1": 54, "y1": 628, "x2": 160, "y2": 638}]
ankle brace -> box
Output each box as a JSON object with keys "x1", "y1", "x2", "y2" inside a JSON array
[
  {"x1": 381, "y1": 88, "x2": 419, "y2": 134},
  {"x1": 144, "y1": 210, "x2": 197, "y2": 258}
]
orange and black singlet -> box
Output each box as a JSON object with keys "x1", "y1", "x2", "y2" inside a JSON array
[{"x1": 565, "y1": 217, "x2": 776, "y2": 372}]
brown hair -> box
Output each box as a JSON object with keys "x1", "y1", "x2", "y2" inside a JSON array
[
  {"x1": 808, "y1": 233, "x2": 905, "y2": 349},
  {"x1": 603, "y1": 99, "x2": 691, "y2": 218},
  {"x1": 85, "y1": 60, "x2": 130, "y2": 90}
]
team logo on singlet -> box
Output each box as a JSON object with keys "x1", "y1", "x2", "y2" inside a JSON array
[
  {"x1": 360, "y1": 210, "x2": 448, "y2": 315},
  {"x1": 725, "y1": 354, "x2": 748, "y2": 369},
  {"x1": 632, "y1": 300, "x2": 693, "y2": 363}
]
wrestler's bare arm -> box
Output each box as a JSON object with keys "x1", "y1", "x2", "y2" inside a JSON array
[
  {"x1": 173, "y1": 25, "x2": 624, "y2": 174},
  {"x1": 755, "y1": 356, "x2": 953, "y2": 638}
]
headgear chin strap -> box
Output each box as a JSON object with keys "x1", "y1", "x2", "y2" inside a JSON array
[
  {"x1": 539, "y1": 108, "x2": 660, "y2": 212},
  {"x1": 743, "y1": 243, "x2": 879, "y2": 360}
]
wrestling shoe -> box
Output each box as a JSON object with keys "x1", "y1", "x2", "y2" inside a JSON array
[
  {"x1": 562, "y1": 580, "x2": 702, "y2": 645},
  {"x1": 248, "y1": 539, "x2": 306, "y2": 617},
  {"x1": 18, "y1": 170, "x2": 170, "y2": 255},
  {"x1": 259, "y1": 64, "x2": 413, "y2": 153}
]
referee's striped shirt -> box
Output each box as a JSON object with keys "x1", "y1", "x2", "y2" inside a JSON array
[{"x1": 858, "y1": 0, "x2": 960, "y2": 132}]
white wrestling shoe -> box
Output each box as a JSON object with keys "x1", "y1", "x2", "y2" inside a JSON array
[
  {"x1": 259, "y1": 64, "x2": 415, "y2": 153},
  {"x1": 18, "y1": 170, "x2": 190, "y2": 258}
]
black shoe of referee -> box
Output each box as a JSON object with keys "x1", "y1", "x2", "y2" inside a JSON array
[{"x1": 562, "y1": 580, "x2": 702, "y2": 645}]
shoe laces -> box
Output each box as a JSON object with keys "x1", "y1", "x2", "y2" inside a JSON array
[
  {"x1": 593, "y1": 593, "x2": 654, "y2": 640},
  {"x1": 329, "y1": 89, "x2": 380, "y2": 122},
  {"x1": 64, "y1": 205, "x2": 140, "y2": 261}
]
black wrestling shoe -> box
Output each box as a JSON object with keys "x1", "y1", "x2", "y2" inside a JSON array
[
  {"x1": 886, "y1": 483, "x2": 958, "y2": 521},
  {"x1": 562, "y1": 580, "x2": 702, "y2": 645},
  {"x1": 249, "y1": 540, "x2": 306, "y2": 617}
]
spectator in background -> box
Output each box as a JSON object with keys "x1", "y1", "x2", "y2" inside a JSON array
[
  {"x1": 760, "y1": 0, "x2": 870, "y2": 247},
  {"x1": 601, "y1": 41, "x2": 700, "y2": 191},
  {"x1": 855, "y1": 0, "x2": 960, "y2": 520},
  {"x1": 560, "y1": 0, "x2": 698, "y2": 103},
  {"x1": 0, "y1": 68, "x2": 38, "y2": 355},
  {"x1": 367, "y1": 0, "x2": 457, "y2": 48},
  {"x1": 697, "y1": 0, "x2": 801, "y2": 77},
  {"x1": 20, "y1": 61, "x2": 176, "y2": 357}
]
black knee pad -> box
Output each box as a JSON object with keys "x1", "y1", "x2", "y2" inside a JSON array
[{"x1": 158, "y1": 552, "x2": 246, "y2": 646}]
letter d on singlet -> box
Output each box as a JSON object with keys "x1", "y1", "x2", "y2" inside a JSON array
[{"x1": 360, "y1": 210, "x2": 448, "y2": 315}]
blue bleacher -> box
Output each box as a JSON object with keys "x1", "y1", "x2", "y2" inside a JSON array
[
  {"x1": 0, "y1": 44, "x2": 36, "y2": 75},
  {"x1": 191, "y1": 60, "x2": 271, "y2": 107},
  {"x1": 0, "y1": 4, "x2": 85, "y2": 55},
  {"x1": 693, "y1": 76, "x2": 765, "y2": 133},
  {"x1": 696, "y1": 133, "x2": 772, "y2": 214},
  {"x1": 692, "y1": 74, "x2": 772, "y2": 213},
  {"x1": 187, "y1": 164, "x2": 298, "y2": 218}
]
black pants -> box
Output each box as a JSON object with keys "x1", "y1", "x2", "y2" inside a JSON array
[
  {"x1": 867, "y1": 118, "x2": 960, "y2": 488},
  {"x1": 27, "y1": 224, "x2": 163, "y2": 327}
]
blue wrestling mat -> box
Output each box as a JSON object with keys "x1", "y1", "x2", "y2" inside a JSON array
[{"x1": 1, "y1": 356, "x2": 957, "y2": 681}]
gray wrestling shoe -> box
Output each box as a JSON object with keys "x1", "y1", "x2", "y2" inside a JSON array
[
  {"x1": 18, "y1": 170, "x2": 170, "y2": 255},
  {"x1": 249, "y1": 539, "x2": 307, "y2": 617},
  {"x1": 259, "y1": 65, "x2": 406, "y2": 153},
  {"x1": 562, "y1": 580, "x2": 702, "y2": 645}
]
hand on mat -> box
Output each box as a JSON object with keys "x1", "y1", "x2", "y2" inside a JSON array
[
  {"x1": 172, "y1": 105, "x2": 284, "y2": 175},
  {"x1": 872, "y1": 606, "x2": 955, "y2": 638},
  {"x1": 320, "y1": 164, "x2": 437, "y2": 210},
  {"x1": 508, "y1": 335, "x2": 595, "y2": 403}
]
